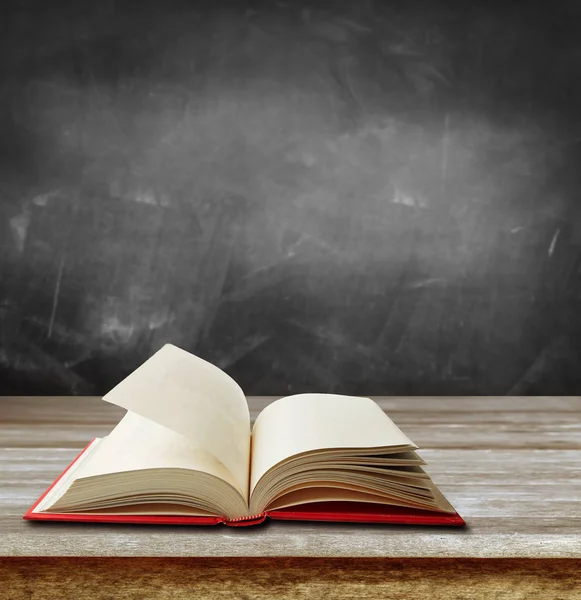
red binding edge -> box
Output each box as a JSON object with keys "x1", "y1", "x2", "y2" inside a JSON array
[{"x1": 266, "y1": 502, "x2": 465, "y2": 526}]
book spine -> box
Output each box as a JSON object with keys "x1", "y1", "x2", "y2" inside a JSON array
[{"x1": 222, "y1": 513, "x2": 267, "y2": 527}]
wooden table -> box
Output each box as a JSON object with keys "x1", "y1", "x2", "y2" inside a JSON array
[{"x1": 1, "y1": 396, "x2": 580, "y2": 599}]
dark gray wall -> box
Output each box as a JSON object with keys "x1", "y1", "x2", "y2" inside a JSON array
[{"x1": 1, "y1": 1, "x2": 580, "y2": 395}]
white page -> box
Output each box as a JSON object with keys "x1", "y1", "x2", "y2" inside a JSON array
[
  {"x1": 102, "y1": 344, "x2": 250, "y2": 497},
  {"x1": 76, "y1": 411, "x2": 242, "y2": 493},
  {"x1": 250, "y1": 394, "x2": 416, "y2": 493}
]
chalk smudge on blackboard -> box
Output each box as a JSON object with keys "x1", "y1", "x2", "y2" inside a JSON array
[
  {"x1": 548, "y1": 229, "x2": 560, "y2": 258},
  {"x1": 9, "y1": 209, "x2": 30, "y2": 254},
  {"x1": 47, "y1": 253, "x2": 66, "y2": 339}
]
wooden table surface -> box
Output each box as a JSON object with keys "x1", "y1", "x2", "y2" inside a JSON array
[{"x1": 1, "y1": 396, "x2": 580, "y2": 599}]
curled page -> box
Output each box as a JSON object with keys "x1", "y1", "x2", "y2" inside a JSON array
[{"x1": 102, "y1": 344, "x2": 251, "y2": 499}]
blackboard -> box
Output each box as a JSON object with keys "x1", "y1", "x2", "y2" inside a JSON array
[{"x1": 1, "y1": 0, "x2": 580, "y2": 395}]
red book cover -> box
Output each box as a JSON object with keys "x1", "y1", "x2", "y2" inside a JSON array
[{"x1": 24, "y1": 442, "x2": 465, "y2": 527}]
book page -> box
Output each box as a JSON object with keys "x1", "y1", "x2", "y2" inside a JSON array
[
  {"x1": 250, "y1": 394, "x2": 416, "y2": 493},
  {"x1": 76, "y1": 412, "x2": 242, "y2": 493},
  {"x1": 102, "y1": 344, "x2": 250, "y2": 498},
  {"x1": 34, "y1": 413, "x2": 246, "y2": 513}
]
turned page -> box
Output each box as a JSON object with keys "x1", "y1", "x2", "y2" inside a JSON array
[
  {"x1": 102, "y1": 344, "x2": 251, "y2": 499},
  {"x1": 250, "y1": 394, "x2": 416, "y2": 494}
]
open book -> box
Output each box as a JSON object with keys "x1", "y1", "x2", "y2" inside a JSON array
[{"x1": 25, "y1": 344, "x2": 464, "y2": 527}]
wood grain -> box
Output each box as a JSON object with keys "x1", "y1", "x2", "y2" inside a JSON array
[
  {"x1": 1, "y1": 396, "x2": 580, "y2": 598},
  {"x1": 1, "y1": 558, "x2": 580, "y2": 600}
]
